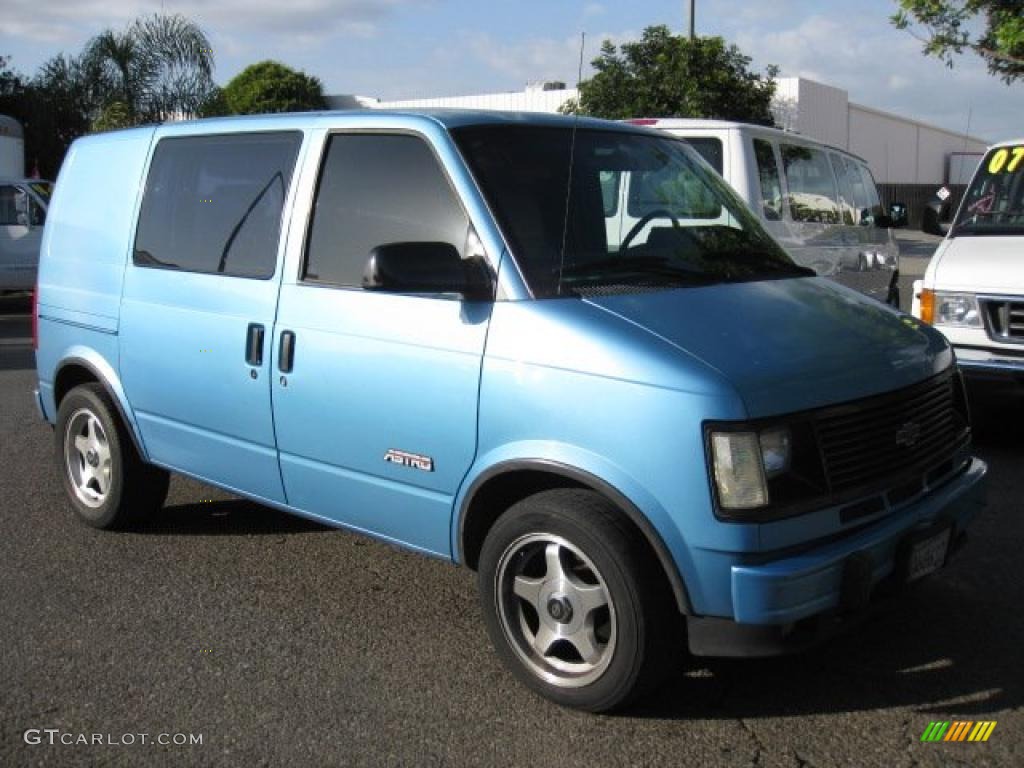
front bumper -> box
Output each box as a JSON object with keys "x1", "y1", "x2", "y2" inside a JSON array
[
  {"x1": 954, "y1": 345, "x2": 1024, "y2": 383},
  {"x1": 688, "y1": 456, "x2": 987, "y2": 657}
]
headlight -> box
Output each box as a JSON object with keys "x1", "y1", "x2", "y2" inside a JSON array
[
  {"x1": 710, "y1": 428, "x2": 791, "y2": 509},
  {"x1": 932, "y1": 291, "x2": 981, "y2": 327}
]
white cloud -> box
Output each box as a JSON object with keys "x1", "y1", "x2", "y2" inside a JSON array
[
  {"x1": 0, "y1": 0, "x2": 419, "y2": 45},
  {"x1": 732, "y1": 13, "x2": 1016, "y2": 140}
]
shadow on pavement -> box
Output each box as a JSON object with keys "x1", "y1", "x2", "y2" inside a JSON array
[
  {"x1": 0, "y1": 346, "x2": 35, "y2": 371},
  {"x1": 134, "y1": 498, "x2": 330, "y2": 536}
]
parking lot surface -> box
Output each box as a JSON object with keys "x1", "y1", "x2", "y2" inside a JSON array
[{"x1": 2, "y1": 241, "x2": 1022, "y2": 766}]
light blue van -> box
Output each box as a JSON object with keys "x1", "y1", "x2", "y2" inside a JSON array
[{"x1": 34, "y1": 111, "x2": 986, "y2": 712}]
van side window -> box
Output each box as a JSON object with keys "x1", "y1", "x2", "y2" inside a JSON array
[
  {"x1": 780, "y1": 144, "x2": 840, "y2": 224},
  {"x1": 684, "y1": 138, "x2": 724, "y2": 174},
  {"x1": 829, "y1": 154, "x2": 857, "y2": 225},
  {"x1": 303, "y1": 133, "x2": 469, "y2": 287},
  {"x1": 134, "y1": 131, "x2": 302, "y2": 278},
  {"x1": 627, "y1": 147, "x2": 722, "y2": 221},
  {"x1": 856, "y1": 163, "x2": 886, "y2": 224},
  {"x1": 753, "y1": 139, "x2": 783, "y2": 221}
]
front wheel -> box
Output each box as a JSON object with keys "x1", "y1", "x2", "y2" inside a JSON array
[{"x1": 478, "y1": 489, "x2": 678, "y2": 712}]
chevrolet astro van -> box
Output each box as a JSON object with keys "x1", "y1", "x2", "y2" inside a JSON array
[
  {"x1": 35, "y1": 111, "x2": 986, "y2": 712},
  {"x1": 913, "y1": 138, "x2": 1024, "y2": 382}
]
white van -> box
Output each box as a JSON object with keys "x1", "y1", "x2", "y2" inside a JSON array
[
  {"x1": 913, "y1": 138, "x2": 1024, "y2": 379},
  {"x1": 621, "y1": 119, "x2": 900, "y2": 305},
  {"x1": 0, "y1": 178, "x2": 52, "y2": 292}
]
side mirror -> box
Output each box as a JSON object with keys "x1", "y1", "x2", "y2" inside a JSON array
[
  {"x1": 362, "y1": 242, "x2": 492, "y2": 300},
  {"x1": 921, "y1": 201, "x2": 948, "y2": 237},
  {"x1": 889, "y1": 202, "x2": 908, "y2": 228}
]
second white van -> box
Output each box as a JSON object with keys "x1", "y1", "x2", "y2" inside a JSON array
[{"x1": 622, "y1": 119, "x2": 900, "y2": 305}]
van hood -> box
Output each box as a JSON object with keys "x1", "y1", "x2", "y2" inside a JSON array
[
  {"x1": 584, "y1": 277, "x2": 952, "y2": 418},
  {"x1": 933, "y1": 236, "x2": 1024, "y2": 295}
]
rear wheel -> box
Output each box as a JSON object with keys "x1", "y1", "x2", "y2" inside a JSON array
[
  {"x1": 478, "y1": 488, "x2": 678, "y2": 712},
  {"x1": 56, "y1": 383, "x2": 169, "y2": 529}
]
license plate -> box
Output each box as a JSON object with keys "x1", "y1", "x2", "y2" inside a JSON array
[{"x1": 906, "y1": 528, "x2": 951, "y2": 581}]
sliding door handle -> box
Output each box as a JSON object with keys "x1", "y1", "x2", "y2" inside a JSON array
[
  {"x1": 279, "y1": 331, "x2": 295, "y2": 373},
  {"x1": 245, "y1": 323, "x2": 265, "y2": 366}
]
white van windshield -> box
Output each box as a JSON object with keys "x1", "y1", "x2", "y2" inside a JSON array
[{"x1": 953, "y1": 145, "x2": 1024, "y2": 237}]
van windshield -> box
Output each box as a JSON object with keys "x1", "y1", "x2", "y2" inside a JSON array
[
  {"x1": 453, "y1": 125, "x2": 810, "y2": 298},
  {"x1": 952, "y1": 145, "x2": 1024, "y2": 237}
]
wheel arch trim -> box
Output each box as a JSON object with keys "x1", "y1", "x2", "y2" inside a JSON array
[
  {"x1": 456, "y1": 458, "x2": 693, "y2": 615},
  {"x1": 53, "y1": 353, "x2": 149, "y2": 461}
]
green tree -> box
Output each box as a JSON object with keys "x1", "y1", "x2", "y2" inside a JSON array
[
  {"x1": 891, "y1": 0, "x2": 1024, "y2": 83},
  {"x1": 564, "y1": 26, "x2": 778, "y2": 124},
  {"x1": 222, "y1": 61, "x2": 327, "y2": 115},
  {"x1": 83, "y1": 12, "x2": 217, "y2": 124}
]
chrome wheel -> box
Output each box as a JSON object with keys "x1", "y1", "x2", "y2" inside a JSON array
[
  {"x1": 64, "y1": 408, "x2": 113, "y2": 509},
  {"x1": 495, "y1": 533, "x2": 617, "y2": 688}
]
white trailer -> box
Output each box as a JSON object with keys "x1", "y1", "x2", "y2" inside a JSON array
[{"x1": 0, "y1": 115, "x2": 25, "y2": 178}]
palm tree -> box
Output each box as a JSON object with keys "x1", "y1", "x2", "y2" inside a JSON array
[{"x1": 83, "y1": 13, "x2": 216, "y2": 126}]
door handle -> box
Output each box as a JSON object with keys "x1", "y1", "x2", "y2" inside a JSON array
[
  {"x1": 245, "y1": 323, "x2": 265, "y2": 366},
  {"x1": 279, "y1": 331, "x2": 295, "y2": 373}
]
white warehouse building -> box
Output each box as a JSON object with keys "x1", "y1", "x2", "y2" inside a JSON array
[{"x1": 331, "y1": 77, "x2": 989, "y2": 189}]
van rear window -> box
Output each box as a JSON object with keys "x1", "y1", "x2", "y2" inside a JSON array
[{"x1": 134, "y1": 131, "x2": 302, "y2": 278}]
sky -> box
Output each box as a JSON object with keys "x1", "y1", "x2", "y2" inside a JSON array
[{"x1": 1, "y1": 0, "x2": 1020, "y2": 141}]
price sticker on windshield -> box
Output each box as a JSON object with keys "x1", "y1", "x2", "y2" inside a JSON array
[{"x1": 987, "y1": 146, "x2": 1024, "y2": 174}]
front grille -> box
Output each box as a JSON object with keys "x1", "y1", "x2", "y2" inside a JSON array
[
  {"x1": 814, "y1": 371, "x2": 968, "y2": 495},
  {"x1": 981, "y1": 298, "x2": 1024, "y2": 342}
]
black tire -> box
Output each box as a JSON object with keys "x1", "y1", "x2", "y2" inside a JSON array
[
  {"x1": 55, "y1": 383, "x2": 169, "y2": 529},
  {"x1": 478, "y1": 488, "x2": 679, "y2": 712}
]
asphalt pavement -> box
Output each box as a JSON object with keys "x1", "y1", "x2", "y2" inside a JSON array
[{"x1": 1, "y1": 241, "x2": 1022, "y2": 768}]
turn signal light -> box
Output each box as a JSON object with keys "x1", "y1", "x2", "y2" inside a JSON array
[{"x1": 919, "y1": 288, "x2": 935, "y2": 325}]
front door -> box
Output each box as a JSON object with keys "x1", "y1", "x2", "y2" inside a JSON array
[
  {"x1": 119, "y1": 130, "x2": 303, "y2": 502},
  {"x1": 271, "y1": 131, "x2": 492, "y2": 555}
]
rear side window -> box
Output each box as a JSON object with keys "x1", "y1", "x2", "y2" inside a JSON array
[
  {"x1": 683, "y1": 137, "x2": 724, "y2": 174},
  {"x1": 134, "y1": 131, "x2": 302, "y2": 278},
  {"x1": 303, "y1": 133, "x2": 469, "y2": 287},
  {"x1": 780, "y1": 144, "x2": 840, "y2": 224},
  {"x1": 753, "y1": 139, "x2": 783, "y2": 221}
]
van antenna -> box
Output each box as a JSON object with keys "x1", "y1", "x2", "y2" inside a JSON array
[{"x1": 557, "y1": 31, "x2": 586, "y2": 296}]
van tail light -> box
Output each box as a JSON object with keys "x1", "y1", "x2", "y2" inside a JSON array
[
  {"x1": 31, "y1": 283, "x2": 39, "y2": 350},
  {"x1": 626, "y1": 118, "x2": 659, "y2": 126},
  {"x1": 919, "y1": 288, "x2": 935, "y2": 325}
]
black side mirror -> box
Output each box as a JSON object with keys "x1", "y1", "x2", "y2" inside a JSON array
[
  {"x1": 362, "y1": 242, "x2": 492, "y2": 300},
  {"x1": 921, "y1": 201, "x2": 948, "y2": 237},
  {"x1": 889, "y1": 202, "x2": 908, "y2": 228}
]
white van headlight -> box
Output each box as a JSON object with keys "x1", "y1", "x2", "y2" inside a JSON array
[
  {"x1": 934, "y1": 292, "x2": 981, "y2": 327},
  {"x1": 710, "y1": 428, "x2": 791, "y2": 510}
]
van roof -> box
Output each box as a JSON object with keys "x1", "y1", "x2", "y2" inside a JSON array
[
  {"x1": 625, "y1": 117, "x2": 870, "y2": 164},
  {"x1": 92, "y1": 109, "x2": 657, "y2": 137},
  {"x1": 990, "y1": 137, "x2": 1024, "y2": 149}
]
